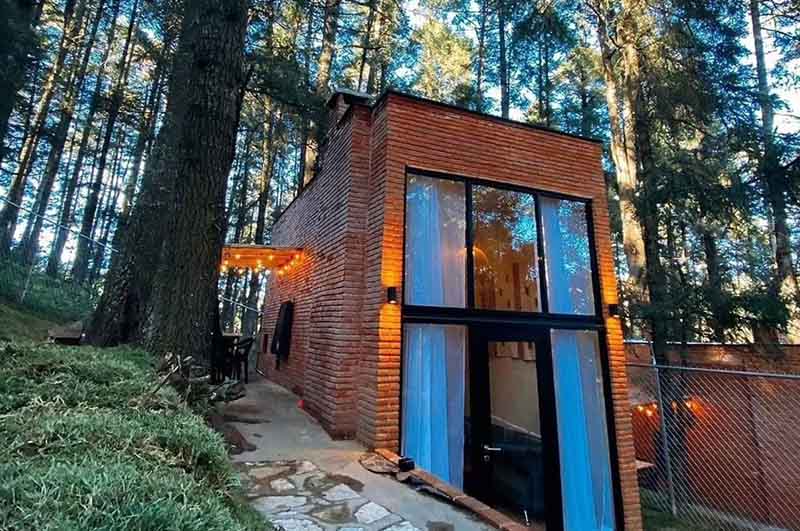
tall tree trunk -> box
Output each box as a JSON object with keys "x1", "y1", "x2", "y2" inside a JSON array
[
  {"x1": 594, "y1": 1, "x2": 648, "y2": 303},
  {"x1": 542, "y1": 39, "x2": 552, "y2": 126},
  {"x1": 243, "y1": 103, "x2": 278, "y2": 337},
  {"x1": 498, "y1": 0, "x2": 509, "y2": 119},
  {"x1": 89, "y1": 0, "x2": 248, "y2": 360},
  {"x1": 365, "y1": 0, "x2": 387, "y2": 94},
  {"x1": 46, "y1": 0, "x2": 122, "y2": 276},
  {"x1": 578, "y1": 59, "x2": 591, "y2": 137},
  {"x1": 121, "y1": 43, "x2": 170, "y2": 218},
  {"x1": 356, "y1": 0, "x2": 377, "y2": 92},
  {"x1": 147, "y1": 0, "x2": 249, "y2": 360},
  {"x1": 0, "y1": 0, "x2": 86, "y2": 254},
  {"x1": 475, "y1": 0, "x2": 487, "y2": 112},
  {"x1": 296, "y1": 0, "x2": 315, "y2": 189},
  {"x1": 701, "y1": 226, "x2": 726, "y2": 342},
  {"x1": 0, "y1": 0, "x2": 40, "y2": 162},
  {"x1": 750, "y1": 0, "x2": 799, "y2": 330},
  {"x1": 71, "y1": 0, "x2": 140, "y2": 283},
  {"x1": 88, "y1": 143, "x2": 124, "y2": 283},
  {"x1": 222, "y1": 129, "x2": 254, "y2": 326},
  {"x1": 302, "y1": 0, "x2": 341, "y2": 185},
  {"x1": 18, "y1": 0, "x2": 106, "y2": 265},
  {"x1": 316, "y1": 0, "x2": 340, "y2": 97}
]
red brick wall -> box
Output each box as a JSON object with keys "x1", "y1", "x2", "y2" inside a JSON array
[
  {"x1": 263, "y1": 92, "x2": 642, "y2": 530},
  {"x1": 261, "y1": 104, "x2": 372, "y2": 437},
  {"x1": 360, "y1": 93, "x2": 640, "y2": 530}
]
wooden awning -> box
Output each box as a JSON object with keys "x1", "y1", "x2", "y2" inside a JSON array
[{"x1": 221, "y1": 244, "x2": 303, "y2": 274}]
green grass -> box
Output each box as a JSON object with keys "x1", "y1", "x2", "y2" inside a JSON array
[
  {"x1": 0, "y1": 258, "x2": 95, "y2": 323},
  {"x1": 0, "y1": 302, "x2": 58, "y2": 341},
  {"x1": 643, "y1": 506, "x2": 703, "y2": 530},
  {"x1": 0, "y1": 342, "x2": 271, "y2": 531},
  {"x1": 640, "y1": 489, "x2": 736, "y2": 530}
]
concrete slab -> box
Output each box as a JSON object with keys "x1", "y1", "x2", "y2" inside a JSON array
[{"x1": 224, "y1": 380, "x2": 494, "y2": 531}]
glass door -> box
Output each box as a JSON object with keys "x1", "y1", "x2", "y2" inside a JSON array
[{"x1": 466, "y1": 326, "x2": 563, "y2": 529}]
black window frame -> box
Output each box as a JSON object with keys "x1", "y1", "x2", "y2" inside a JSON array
[
  {"x1": 399, "y1": 167, "x2": 624, "y2": 530},
  {"x1": 403, "y1": 167, "x2": 604, "y2": 325}
]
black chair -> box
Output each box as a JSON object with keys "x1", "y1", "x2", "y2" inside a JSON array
[{"x1": 229, "y1": 337, "x2": 255, "y2": 383}]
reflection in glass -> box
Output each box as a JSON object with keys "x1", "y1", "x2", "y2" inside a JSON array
[
  {"x1": 404, "y1": 174, "x2": 467, "y2": 307},
  {"x1": 472, "y1": 186, "x2": 540, "y2": 312},
  {"x1": 487, "y1": 340, "x2": 546, "y2": 524},
  {"x1": 540, "y1": 197, "x2": 595, "y2": 315}
]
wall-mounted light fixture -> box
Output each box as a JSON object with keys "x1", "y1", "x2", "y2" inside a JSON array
[{"x1": 387, "y1": 287, "x2": 399, "y2": 304}]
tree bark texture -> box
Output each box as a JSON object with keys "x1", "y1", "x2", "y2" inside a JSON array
[
  {"x1": 303, "y1": 0, "x2": 341, "y2": 185},
  {"x1": 0, "y1": 0, "x2": 39, "y2": 161},
  {"x1": 89, "y1": 0, "x2": 247, "y2": 352},
  {"x1": 593, "y1": 0, "x2": 648, "y2": 302},
  {"x1": 89, "y1": 0, "x2": 248, "y2": 360}
]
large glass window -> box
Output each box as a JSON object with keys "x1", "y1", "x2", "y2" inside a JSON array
[
  {"x1": 401, "y1": 323, "x2": 466, "y2": 487},
  {"x1": 541, "y1": 197, "x2": 596, "y2": 315},
  {"x1": 472, "y1": 186, "x2": 541, "y2": 312},
  {"x1": 403, "y1": 173, "x2": 596, "y2": 317},
  {"x1": 404, "y1": 174, "x2": 466, "y2": 307},
  {"x1": 551, "y1": 329, "x2": 615, "y2": 530}
]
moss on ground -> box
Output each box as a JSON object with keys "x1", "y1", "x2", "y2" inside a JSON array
[{"x1": 0, "y1": 342, "x2": 271, "y2": 531}]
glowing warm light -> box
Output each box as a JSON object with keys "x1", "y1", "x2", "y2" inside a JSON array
[
  {"x1": 637, "y1": 405, "x2": 645, "y2": 412},
  {"x1": 685, "y1": 401, "x2": 693, "y2": 410},
  {"x1": 645, "y1": 410, "x2": 654, "y2": 417},
  {"x1": 235, "y1": 254, "x2": 241, "y2": 259}
]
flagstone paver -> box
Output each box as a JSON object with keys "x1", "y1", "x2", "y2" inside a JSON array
[
  {"x1": 239, "y1": 460, "x2": 429, "y2": 531},
  {"x1": 354, "y1": 502, "x2": 390, "y2": 525}
]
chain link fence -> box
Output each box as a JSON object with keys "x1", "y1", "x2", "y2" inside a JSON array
[{"x1": 628, "y1": 361, "x2": 800, "y2": 530}]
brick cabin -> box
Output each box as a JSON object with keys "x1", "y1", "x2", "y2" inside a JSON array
[{"x1": 260, "y1": 89, "x2": 642, "y2": 530}]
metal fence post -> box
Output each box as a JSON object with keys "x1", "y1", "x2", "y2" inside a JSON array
[{"x1": 654, "y1": 365, "x2": 678, "y2": 516}]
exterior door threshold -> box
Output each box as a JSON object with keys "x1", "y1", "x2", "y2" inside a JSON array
[{"x1": 374, "y1": 449, "x2": 543, "y2": 531}]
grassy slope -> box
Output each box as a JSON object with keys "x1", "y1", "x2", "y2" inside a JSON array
[
  {"x1": 0, "y1": 342, "x2": 270, "y2": 531},
  {"x1": 0, "y1": 301, "x2": 59, "y2": 341}
]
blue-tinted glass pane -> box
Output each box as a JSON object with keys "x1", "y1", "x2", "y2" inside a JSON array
[
  {"x1": 551, "y1": 329, "x2": 615, "y2": 530},
  {"x1": 404, "y1": 175, "x2": 467, "y2": 307},
  {"x1": 541, "y1": 197, "x2": 595, "y2": 315}
]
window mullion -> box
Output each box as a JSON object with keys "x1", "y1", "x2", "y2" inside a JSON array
[
  {"x1": 465, "y1": 181, "x2": 475, "y2": 309},
  {"x1": 534, "y1": 193, "x2": 550, "y2": 313}
]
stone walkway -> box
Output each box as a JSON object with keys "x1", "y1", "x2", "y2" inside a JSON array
[
  {"x1": 223, "y1": 380, "x2": 493, "y2": 531},
  {"x1": 238, "y1": 459, "x2": 425, "y2": 531}
]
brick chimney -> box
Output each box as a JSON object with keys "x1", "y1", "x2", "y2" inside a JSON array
[{"x1": 326, "y1": 88, "x2": 371, "y2": 127}]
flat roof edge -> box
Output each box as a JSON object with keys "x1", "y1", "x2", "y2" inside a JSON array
[{"x1": 374, "y1": 89, "x2": 604, "y2": 145}]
